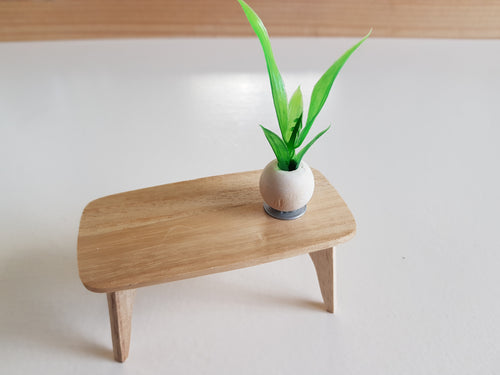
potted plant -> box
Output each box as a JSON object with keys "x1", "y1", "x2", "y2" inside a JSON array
[{"x1": 238, "y1": 0, "x2": 370, "y2": 220}]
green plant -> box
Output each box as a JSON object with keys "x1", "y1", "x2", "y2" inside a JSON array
[{"x1": 238, "y1": 0, "x2": 371, "y2": 171}]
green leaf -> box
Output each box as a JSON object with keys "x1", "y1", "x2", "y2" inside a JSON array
[
  {"x1": 260, "y1": 125, "x2": 290, "y2": 170},
  {"x1": 293, "y1": 125, "x2": 331, "y2": 167},
  {"x1": 297, "y1": 30, "x2": 371, "y2": 147},
  {"x1": 288, "y1": 113, "x2": 302, "y2": 151},
  {"x1": 238, "y1": 0, "x2": 288, "y2": 139},
  {"x1": 286, "y1": 86, "x2": 303, "y2": 145}
]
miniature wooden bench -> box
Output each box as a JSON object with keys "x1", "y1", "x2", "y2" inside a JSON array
[{"x1": 77, "y1": 169, "x2": 356, "y2": 362}]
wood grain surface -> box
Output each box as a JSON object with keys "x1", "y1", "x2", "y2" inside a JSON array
[
  {"x1": 77, "y1": 169, "x2": 356, "y2": 293},
  {"x1": 107, "y1": 289, "x2": 136, "y2": 362},
  {"x1": 1, "y1": 0, "x2": 499, "y2": 41},
  {"x1": 309, "y1": 247, "x2": 334, "y2": 313}
]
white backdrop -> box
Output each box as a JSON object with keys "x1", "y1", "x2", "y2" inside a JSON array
[{"x1": 1, "y1": 37, "x2": 499, "y2": 374}]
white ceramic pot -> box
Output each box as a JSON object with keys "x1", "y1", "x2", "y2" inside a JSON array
[{"x1": 259, "y1": 159, "x2": 315, "y2": 219}]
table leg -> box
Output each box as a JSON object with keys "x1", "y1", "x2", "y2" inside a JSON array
[
  {"x1": 107, "y1": 289, "x2": 136, "y2": 362},
  {"x1": 309, "y1": 247, "x2": 334, "y2": 313}
]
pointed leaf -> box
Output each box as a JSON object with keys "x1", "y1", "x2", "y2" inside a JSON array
[
  {"x1": 293, "y1": 126, "x2": 331, "y2": 167},
  {"x1": 285, "y1": 86, "x2": 303, "y2": 144},
  {"x1": 288, "y1": 112, "x2": 302, "y2": 151},
  {"x1": 238, "y1": 0, "x2": 288, "y2": 138},
  {"x1": 260, "y1": 125, "x2": 290, "y2": 170},
  {"x1": 297, "y1": 30, "x2": 371, "y2": 147}
]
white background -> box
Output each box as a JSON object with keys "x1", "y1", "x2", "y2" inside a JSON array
[{"x1": 1, "y1": 37, "x2": 499, "y2": 374}]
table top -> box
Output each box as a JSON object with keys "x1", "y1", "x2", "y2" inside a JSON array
[{"x1": 77, "y1": 169, "x2": 356, "y2": 293}]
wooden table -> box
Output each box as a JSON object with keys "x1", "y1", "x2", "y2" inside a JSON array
[{"x1": 77, "y1": 169, "x2": 356, "y2": 362}]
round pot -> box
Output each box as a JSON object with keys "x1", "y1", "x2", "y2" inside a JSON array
[{"x1": 259, "y1": 159, "x2": 315, "y2": 220}]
